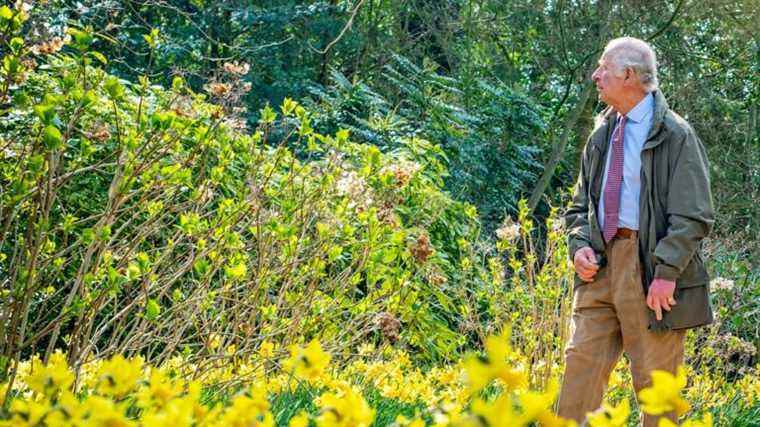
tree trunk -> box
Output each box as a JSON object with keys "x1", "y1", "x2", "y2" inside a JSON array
[{"x1": 527, "y1": 78, "x2": 594, "y2": 212}]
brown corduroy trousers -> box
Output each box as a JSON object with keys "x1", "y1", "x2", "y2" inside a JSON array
[{"x1": 557, "y1": 234, "x2": 686, "y2": 426}]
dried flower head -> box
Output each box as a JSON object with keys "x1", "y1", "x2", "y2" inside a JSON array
[
  {"x1": 380, "y1": 160, "x2": 421, "y2": 188},
  {"x1": 205, "y1": 82, "x2": 232, "y2": 98},
  {"x1": 375, "y1": 311, "x2": 401, "y2": 343},
  {"x1": 496, "y1": 218, "x2": 520, "y2": 242},
  {"x1": 86, "y1": 123, "x2": 111, "y2": 142},
  {"x1": 31, "y1": 36, "x2": 68, "y2": 55},
  {"x1": 710, "y1": 277, "x2": 734, "y2": 291},
  {"x1": 410, "y1": 233, "x2": 434, "y2": 264},
  {"x1": 223, "y1": 61, "x2": 250, "y2": 76}
]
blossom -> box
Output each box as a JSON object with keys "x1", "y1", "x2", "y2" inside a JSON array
[
  {"x1": 215, "y1": 382, "x2": 274, "y2": 427},
  {"x1": 335, "y1": 170, "x2": 371, "y2": 208},
  {"x1": 258, "y1": 340, "x2": 276, "y2": 359},
  {"x1": 638, "y1": 366, "x2": 690, "y2": 416},
  {"x1": 24, "y1": 351, "x2": 74, "y2": 398},
  {"x1": 283, "y1": 339, "x2": 331, "y2": 383},
  {"x1": 223, "y1": 61, "x2": 250, "y2": 75},
  {"x1": 710, "y1": 277, "x2": 734, "y2": 291},
  {"x1": 586, "y1": 399, "x2": 630, "y2": 427},
  {"x1": 658, "y1": 412, "x2": 713, "y2": 427},
  {"x1": 94, "y1": 354, "x2": 145, "y2": 398},
  {"x1": 30, "y1": 35, "x2": 69, "y2": 55},
  {"x1": 289, "y1": 411, "x2": 310, "y2": 427},
  {"x1": 82, "y1": 395, "x2": 136, "y2": 427},
  {"x1": 463, "y1": 327, "x2": 527, "y2": 395},
  {"x1": 496, "y1": 218, "x2": 520, "y2": 242},
  {"x1": 136, "y1": 369, "x2": 184, "y2": 409},
  {"x1": 315, "y1": 383, "x2": 375, "y2": 427},
  {"x1": 205, "y1": 82, "x2": 231, "y2": 98},
  {"x1": 380, "y1": 160, "x2": 421, "y2": 188}
]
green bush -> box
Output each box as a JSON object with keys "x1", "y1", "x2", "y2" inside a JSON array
[{"x1": 0, "y1": 24, "x2": 494, "y2": 382}]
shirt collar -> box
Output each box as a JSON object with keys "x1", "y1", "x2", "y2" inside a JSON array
[{"x1": 620, "y1": 92, "x2": 654, "y2": 124}]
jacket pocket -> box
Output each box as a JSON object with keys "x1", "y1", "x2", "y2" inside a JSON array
[{"x1": 675, "y1": 253, "x2": 710, "y2": 289}]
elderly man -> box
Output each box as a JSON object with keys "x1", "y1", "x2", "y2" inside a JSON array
[{"x1": 559, "y1": 37, "x2": 714, "y2": 426}]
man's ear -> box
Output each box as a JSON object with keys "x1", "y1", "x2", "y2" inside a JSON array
[{"x1": 624, "y1": 68, "x2": 635, "y2": 86}]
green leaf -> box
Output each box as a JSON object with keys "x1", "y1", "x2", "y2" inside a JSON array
[
  {"x1": 67, "y1": 27, "x2": 94, "y2": 50},
  {"x1": 224, "y1": 261, "x2": 247, "y2": 280},
  {"x1": 9, "y1": 37, "x2": 23, "y2": 53},
  {"x1": 42, "y1": 125, "x2": 63, "y2": 149},
  {"x1": 103, "y1": 76, "x2": 124, "y2": 100},
  {"x1": 143, "y1": 28, "x2": 160, "y2": 48},
  {"x1": 193, "y1": 258, "x2": 210, "y2": 276},
  {"x1": 259, "y1": 104, "x2": 276, "y2": 124},
  {"x1": 145, "y1": 298, "x2": 161, "y2": 320},
  {"x1": 126, "y1": 263, "x2": 141, "y2": 281},
  {"x1": 336, "y1": 128, "x2": 350, "y2": 142},
  {"x1": 88, "y1": 51, "x2": 108, "y2": 64},
  {"x1": 171, "y1": 76, "x2": 185, "y2": 91},
  {"x1": 327, "y1": 245, "x2": 343, "y2": 262},
  {"x1": 281, "y1": 97, "x2": 297, "y2": 116},
  {"x1": 34, "y1": 104, "x2": 57, "y2": 124}
]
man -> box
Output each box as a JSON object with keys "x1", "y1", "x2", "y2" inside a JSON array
[{"x1": 559, "y1": 37, "x2": 714, "y2": 426}]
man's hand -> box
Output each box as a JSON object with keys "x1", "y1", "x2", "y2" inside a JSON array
[
  {"x1": 647, "y1": 278, "x2": 677, "y2": 320},
  {"x1": 573, "y1": 246, "x2": 599, "y2": 282}
]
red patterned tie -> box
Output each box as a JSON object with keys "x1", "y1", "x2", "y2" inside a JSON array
[{"x1": 602, "y1": 115, "x2": 627, "y2": 242}]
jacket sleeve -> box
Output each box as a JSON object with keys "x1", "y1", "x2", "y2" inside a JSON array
[
  {"x1": 653, "y1": 128, "x2": 714, "y2": 281},
  {"x1": 565, "y1": 141, "x2": 593, "y2": 261}
]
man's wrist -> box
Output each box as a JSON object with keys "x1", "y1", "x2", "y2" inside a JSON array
[{"x1": 654, "y1": 264, "x2": 680, "y2": 282}]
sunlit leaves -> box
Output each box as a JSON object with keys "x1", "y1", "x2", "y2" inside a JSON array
[
  {"x1": 103, "y1": 76, "x2": 124, "y2": 100},
  {"x1": 259, "y1": 104, "x2": 276, "y2": 124},
  {"x1": 143, "y1": 28, "x2": 160, "y2": 49},
  {"x1": 145, "y1": 298, "x2": 161, "y2": 321}
]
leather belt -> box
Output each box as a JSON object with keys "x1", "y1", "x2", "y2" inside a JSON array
[{"x1": 615, "y1": 227, "x2": 638, "y2": 239}]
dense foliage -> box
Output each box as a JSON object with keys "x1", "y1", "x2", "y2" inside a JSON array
[{"x1": 0, "y1": 1, "x2": 757, "y2": 426}]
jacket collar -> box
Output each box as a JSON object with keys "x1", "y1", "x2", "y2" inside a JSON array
[
  {"x1": 642, "y1": 89, "x2": 669, "y2": 150},
  {"x1": 593, "y1": 89, "x2": 670, "y2": 151}
]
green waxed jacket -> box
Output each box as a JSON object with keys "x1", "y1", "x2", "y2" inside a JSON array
[{"x1": 565, "y1": 90, "x2": 715, "y2": 331}]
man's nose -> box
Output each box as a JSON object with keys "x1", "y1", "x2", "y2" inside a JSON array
[{"x1": 591, "y1": 69, "x2": 600, "y2": 81}]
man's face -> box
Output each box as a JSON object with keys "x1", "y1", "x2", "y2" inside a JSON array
[{"x1": 591, "y1": 55, "x2": 626, "y2": 106}]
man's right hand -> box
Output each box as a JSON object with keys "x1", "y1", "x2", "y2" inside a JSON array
[{"x1": 573, "y1": 246, "x2": 599, "y2": 282}]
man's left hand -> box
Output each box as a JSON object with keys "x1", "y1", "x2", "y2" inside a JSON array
[{"x1": 647, "y1": 278, "x2": 677, "y2": 321}]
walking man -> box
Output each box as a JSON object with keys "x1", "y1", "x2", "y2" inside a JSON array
[{"x1": 559, "y1": 37, "x2": 714, "y2": 426}]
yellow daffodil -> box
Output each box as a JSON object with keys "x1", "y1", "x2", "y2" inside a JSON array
[
  {"x1": 316, "y1": 384, "x2": 375, "y2": 427},
  {"x1": 284, "y1": 339, "x2": 331, "y2": 383},
  {"x1": 289, "y1": 411, "x2": 310, "y2": 427},
  {"x1": 136, "y1": 368, "x2": 183, "y2": 409},
  {"x1": 258, "y1": 340, "x2": 276, "y2": 359},
  {"x1": 638, "y1": 366, "x2": 690, "y2": 416},
  {"x1": 1, "y1": 398, "x2": 50, "y2": 427},
  {"x1": 586, "y1": 399, "x2": 630, "y2": 427},
  {"x1": 24, "y1": 351, "x2": 74, "y2": 398},
  {"x1": 680, "y1": 412, "x2": 713, "y2": 427},
  {"x1": 216, "y1": 382, "x2": 273, "y2": 427},
  {"x1": 83, "y1": 395, "x2": 136, "y2": 427},
  {"x1": 95, "y1": 354, "x2": 145, "y2": 398},
  {"x1": 516, "y1": 380, "x2": 569, "y2": 426}
]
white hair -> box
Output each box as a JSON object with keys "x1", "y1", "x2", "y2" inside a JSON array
[{"x1": 603, "y1": 37, "x2": 659, "y2": 92}]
